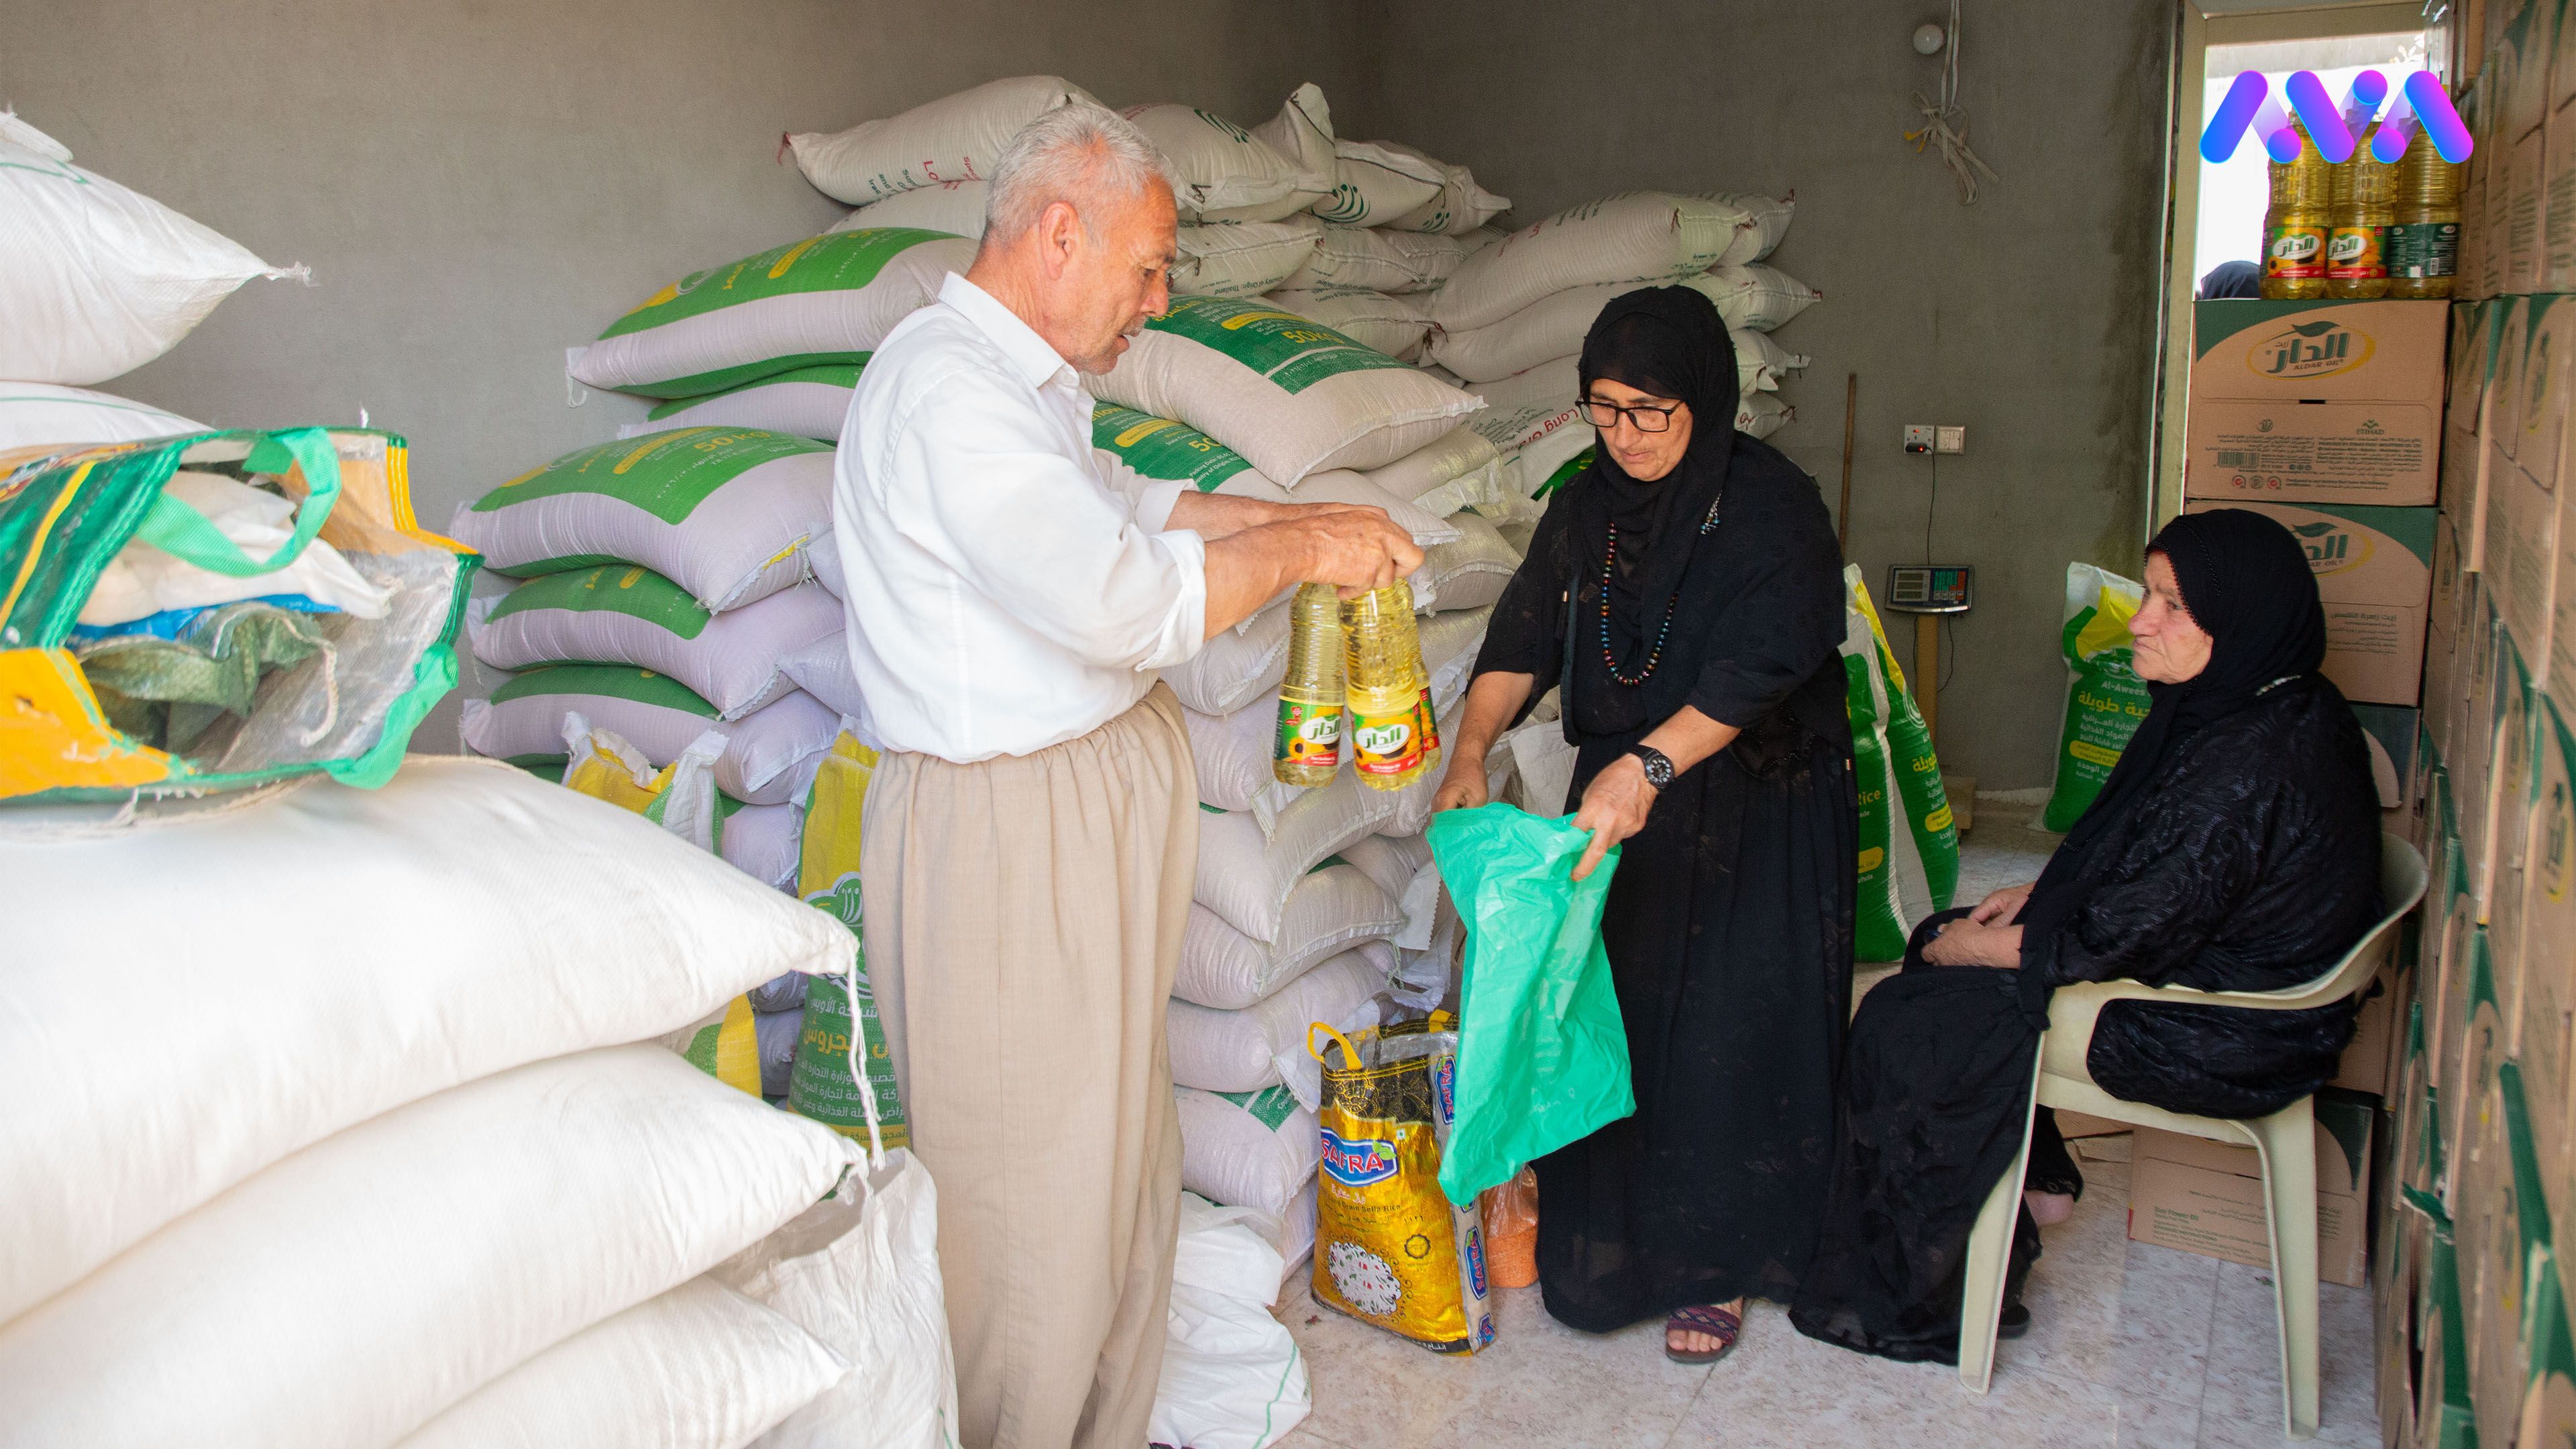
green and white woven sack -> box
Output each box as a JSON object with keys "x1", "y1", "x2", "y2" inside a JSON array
[
  {"x1": 633, "y1": 364, "x2": 861, "y2": 443},
  {"x1": 1263, "y1": 283, "x2": 1431, "y2": 360},
  {"x1": 468, "y1": 565, "x2": 842, "y2": 719},
  {"x1": 462, "y1": 663, "x2": 837, "y2": 806},
  {"x1": 1172, "y1": 218, "x2": 1323, "y2": 299},
  {"x1": 1432, "y1": 193, "x2": 1756, "y2": 332}
]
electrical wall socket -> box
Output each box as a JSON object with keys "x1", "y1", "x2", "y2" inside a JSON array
[
  {"x1": 1903, "y1": 424, "x2": 1934, "y2": 453},
  {"x1": 1935, "y1": 425, "x2": 1966, "y2": 454}
]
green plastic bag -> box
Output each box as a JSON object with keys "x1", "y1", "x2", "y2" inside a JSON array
[
  {"x1": 1426, "y1": 802, "x2": 1635, "y2": 1204},
  {"x1": 2044, "y1": 562, "x2": 2151, "y2": 831}
]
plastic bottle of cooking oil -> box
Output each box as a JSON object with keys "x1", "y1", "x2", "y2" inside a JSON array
[
  {"x1": 1340, "y1": 580, "x2": 1428, "y2": 791},
  {"x1": 1273, "y1": 583, "x2": 1345, "y2": 788},
  {"x1": 2326, "y1": 123, "x2": 2395, "y2": 298},
  {"x1": 2387, "y1": 128, "x2": 2461, "y2": 299},
  {"x1": 2261, "y1": 123, "x2": 2331, "y2": 300}
]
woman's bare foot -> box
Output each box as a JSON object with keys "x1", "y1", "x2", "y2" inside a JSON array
[
  {"x1": 2025, "y1": 1189, "x2": 2075, "y2": 1226},
  {"x1": 1668, "y1": 1297, "x2": 1746, "y2": 1358}
]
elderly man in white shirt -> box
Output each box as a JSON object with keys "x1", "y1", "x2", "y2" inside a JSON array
[{"x1": 833, "y1": 103, "x2": 1420, "y2": 1449}]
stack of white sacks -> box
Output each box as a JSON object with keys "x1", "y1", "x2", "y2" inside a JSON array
[{"x1": 3, "y1": 759, "x2": 955, "y2": 1446}]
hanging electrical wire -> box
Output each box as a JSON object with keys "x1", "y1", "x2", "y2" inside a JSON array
[{"x1": 1906, "y1": 0, "x2": 2001, "y2": 205}]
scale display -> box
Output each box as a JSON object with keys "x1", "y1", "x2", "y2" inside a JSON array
[{"x1": 1884, "y1": 565, "x2": 1973, "y2": 614}]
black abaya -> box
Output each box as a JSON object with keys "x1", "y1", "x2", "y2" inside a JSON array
[{"x1": 1472, "y1": 287, "x2": 1855, "y2": 1329}]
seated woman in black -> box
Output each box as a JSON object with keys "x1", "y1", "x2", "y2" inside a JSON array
[{"x1": 1790, "y1": 507, "x2": 2382, "y2": 1362}]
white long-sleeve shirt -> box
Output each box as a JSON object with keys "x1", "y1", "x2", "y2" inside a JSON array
[{"x1": 831, "y1": 274, "x2": 1208, "y2": 761}]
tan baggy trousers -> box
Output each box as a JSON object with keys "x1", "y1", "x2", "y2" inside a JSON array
[{"x1": 861, "y1": 684, "x2": 1195, "y2": 1449}]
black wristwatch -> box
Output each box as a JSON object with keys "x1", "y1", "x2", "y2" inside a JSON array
[{"x1": 1627, "y1": 745, "x2": 1674, "y2": 790}]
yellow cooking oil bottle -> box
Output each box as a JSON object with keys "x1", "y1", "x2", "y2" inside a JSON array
[
  {"x1": 1340, "y1": 580, "x2": 1429, "y2": 790},
  {"x1": 2261, "y1": 123, "x2": 2330, "y2": 300},
  {"x1": 1273, "y1": 582, "x2": 1346, "y2": 788},
  {"x1": 2326, "y1": 122, "x2": 2395, "y2": 298},
  {"x1": 2387, "y1": 127, "x2": 2461, "y2": 299}
]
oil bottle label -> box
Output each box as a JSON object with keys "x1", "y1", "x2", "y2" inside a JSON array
[
  {"x1": 1414, "y1": 690, "x2": 1440, "y2": 753},
  {"x1": 2388, "y1": 221, "x2": 2459, "y2": 278},
  {"x1": 2326, "y1": 225, "x2": 2386, "y2": 278},
  {"x1": 2265, "y1": 223, "x2": 2328, "y2": 278},
  {"x1": 1276, "y1": 698, "x2": 1344, "y2": 767},
  {"x1": 1351, "y1": 707, "x2": 1421, "y2": 777}
]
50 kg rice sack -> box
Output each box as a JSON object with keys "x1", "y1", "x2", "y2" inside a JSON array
[
  {"x1": 777, "y1": 631, "x2": 865, "y2": 722},
  {"x1": 1706, "y1": 191, "x2": 1794, "y2": 266},
  {"x1": 0, "y1": 1047, "x2": 850, "y2": 1449},
  {"x1": 1167, "y1": 598, "x2": 1291, "y2": 715},
  {"x1": 1089, "y1": 295, "x2": 1481, "y2": 486},
  {"x1": 1122, "y1": 103, "x2": 1322, "y2": 223},
  {"x1": 1733, "y1": 326, "x2": 1809, "y2": 391},
  {"x1": 448, "y1": 429, "x2": 834, "y2": 612},
  {"x1": 470, "y1": 567, "x2": 841, "y2": 719},
  {"x1": 1177, "y1": 1085, "x2": 1320, "y2": 1216},
  {"x1": 0, "y1": 382, "x2": 205, "y2": 453},
  {"x1": 1321, "y1": 140, "x2": 1445, "y2": 227},
  {"x1": 1179, "y1": 879, "x2": 1401, "y2": 1010},
  {"x1": 1281, "y1": 224, "x2": 1471, "y2": 294},
  {"x1": 1173, "y1": 217, "x2": 1324, "y2": 299},
  {"x1": 1089, "y1": 402, "x2": 1458, "y2": 545},
  {"x1": 1428, "y1": 276, "x2": 1814, "y2": 385},
  {"x1": 786, "y1": 74, "x2": 1097, "y2": 205},
  {"x1": 1246, "y1": 84, "x2": 1338, "y2": 217},
  {"x1": 462, "y1": 665, "x2": 838, "y2": 806},
  {"x1": 0, "y1": 111, "x2": 299, "y2": 386},
  {"x1": 1169, "y1": 951, "x2": 1391, "y2": 1093},
  {"x1": 1696, "y1": 262, "x2": 1819, "y2": 332},
  {"x1": 570, "y1": 229, "x2": 975, "y2": 399},
  {"x1": 828, "y1": 178, "x2": 989, "y2": 239},
  {"x1": 1737, "y1": 392, "x2": 1792, "y2": 441},
  {"x1": 1432, "y1": 193, "x2": 1754, "y2": 332},
  {"x1": 0, "y1": 755, "x2": 852, "y2": 1324},
  {"x1": 1416, "y1": 516, "x2": 1519, "y2": 613},
  {"x1": 1361, "y1": 425, "x2": 1507, "y2": 518},
  {"x1": 634, "y1": 364, "x2": 861, "y2": 443},
  {"x1": 1467, "y1": 355, "x2": 1591, "y2": 492},
  {"x1": 1338, "y1": 833, "x2": 1432, "y2": 904},
  {"x1": 2044, "y1": 562, "x2": 2150, "y2": 831},
  {"x1": 1378, "y1": 142, "x2": 1511, "y2": 236},
  {"x1": 1265, "y1": 283, "x2": 1432, "y2": 360},
  {"x1": 721, "y1": 800, "x2": 806, "y2": 891},
  {"x1": 1198, "y1": 798, "x2": 1411, "y2": 943}
]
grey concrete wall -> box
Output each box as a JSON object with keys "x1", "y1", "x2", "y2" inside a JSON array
[
  {"x1": 1334, "y1": 0, "x2": 2176, "y2": 791},
  {"x1": 0, "y1": 0, "x2": 1363, "y2": 748}
]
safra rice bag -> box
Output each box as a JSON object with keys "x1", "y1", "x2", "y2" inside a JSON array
[
  {"x1": 468, "y1": 566, "x2": 842, "y2": 720},
  {"x1": 570, "y1": 229, "x2": 974, "y2": 399},
  {"x1": 447, "y1": 429, "x2": 834, "y2": 613},
  {"x1": 1431, "y1": 193, "x2": 1754, "y2": 333},
  {"x1": 1087, "y1": 295, "x2": 1481, "y2": 486},
  {"x1": 460, "y1": 664, "x2": 838, "y2": 806},
  {"x1": 785, "y1": 75, "x2": 1097, "y2": 205},
  {"x1": 633, "y1": 364, "x2": 861, "y2": 443},
  {"x1": 2043, "y1": 562, "x2": 2151, "y2": 832}
]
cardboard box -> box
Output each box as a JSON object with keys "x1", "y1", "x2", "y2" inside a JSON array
[
  {"x1": 2461, "y1": 1066, "x2": 2552, "y2": 1449},
  {"x1": 2553, "y1": 397, "x2": 2576, "y2": 686},
  {"x1": 2126, "y1": 1091, "x2": 2376, "y2": 1287},
  {"x1": 2375, "y1": 1190, "x2": 2424, "y2": 1448},
  {"x1": 2491, "y1": 91, "x2": 2520, "y2": 302},
  {"x1": 2549, "y1": 100, "x2": 2576, "y2": 290},
  {"x1": 2506, "y1": 0, "x2": 2559, "y2": 145},
  {"x1": 2432, "y1": 918, "x2": 2489, "y2": 1201},
  {"x1": 2356, "y1": 702, "x2": 2423, "y2": 812},
  {"x1": 2512, "y1": 125, "x2": 2551, "y2": 294},
  {"x1": 2520, "y1": 689, "x2": 2576, "y2": 1179},
  {"x1": 2464, "y1": 597, "x2": 2505, "y2": 909},
  {"x1": 2492, "y1": 439, "x2": 2563, "y2": 687},
  {"x1": 2449, "y1": 300, "x2": 2496, "y2": 440},
  {"x1": 2445, "y1": 941, "x2": 2513, "y2": 1209},
  {"x1": 2332, "y1": 966, "x2": 2400, "y2": 1097},
  {"x1": 2517, "y1": 1271, "x2": 2576, "y2": 1449},
  {"x1": 2186, "y1": 301, "x2": 2448, "y2": 507},
  {"x1": 2184, "y1": 499, "x2": 2434, "y2": 704},
  {"x1": 2420, "y1": 1216, "x2": 2480, "y2": 1449}
]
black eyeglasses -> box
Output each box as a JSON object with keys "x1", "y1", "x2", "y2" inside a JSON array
[{"x1": 1576, "y1": 398, "x2": 1681, "y2": 433}]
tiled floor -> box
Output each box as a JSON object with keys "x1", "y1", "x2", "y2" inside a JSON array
[{"x1": 1269, "y1": 803, "x2": 2383, "y2": 1449}]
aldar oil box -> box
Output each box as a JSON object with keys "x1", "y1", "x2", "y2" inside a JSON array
[
  {"x1": 2187, "y1": 299, "x2": 2451, "y2": 506},
  {"x1": 2186, "y1": 499, "x2": 2436, "y2": 704}
]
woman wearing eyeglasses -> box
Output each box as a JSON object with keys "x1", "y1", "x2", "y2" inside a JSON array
[{"x1": 1431, "y1": 286, "x2": 1854, "y2": 1364}]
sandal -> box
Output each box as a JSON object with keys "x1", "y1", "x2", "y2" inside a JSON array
[
  {"x1": 1664, "y1": 1303, "x2": 1743, "y2": 1365},
  {"x1": 1999, "y1": 1301, "x2": 2031, "y2": 1340}
]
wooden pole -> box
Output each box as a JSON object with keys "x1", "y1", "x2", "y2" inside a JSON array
[
  {"x1": 1837, "y1": 372, "x2": 1857, "y2": 555},
  {"x1": 1915, "y1": 613, "x2": 1940, "y2": 745}
]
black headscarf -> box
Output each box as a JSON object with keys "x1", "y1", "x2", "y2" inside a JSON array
[
  {"x1": 2013, "y1": 508, "x2": 2329, "y2": 1019},
  {"x1": 1574, "y1": 287, "x2": 1741, "y2": 668}
]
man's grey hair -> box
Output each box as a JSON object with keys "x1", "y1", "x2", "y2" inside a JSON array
[{"x1": 981, "y1": 103, "x2": 1185, "y2": 245}]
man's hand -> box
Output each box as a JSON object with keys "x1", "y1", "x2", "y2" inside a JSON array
[
  {"x1": 1431, "y1": 756, "x2": 1489, "y2": 815},
  {"x1": 1922, "y1": 919, "x2": 2025, "y2": 969},
  {"x1": 1280, "y1": 506, "x2": 1424, "y2": 595},
  {"x1": 1570, "y1": 755, "x2": 1656, "y2": 881},
  {"x1": 1968, "y1": 881, "x2": 2036, "y2": 926}
]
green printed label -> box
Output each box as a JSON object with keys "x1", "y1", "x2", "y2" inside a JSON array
[
  {"x1": 487, "y1": 564, "x2": 711, "y2": 640},
  {"x1": 2388, "y1": 221, "x2": 2459, "y2": 279},
  {"x1": 1148, "y1": 296, "x2": 1411, "y2": 394},
  {"x1": 1090, "y1": 402, "x2": 1255, "y2": 490},
  {"x1": 599, "y1": 229, "x2": 957, "y2": 339},
  {"x1": 1845, "y1": 651, "x2": 1904, "y2": 962},
  {"x1": 1214, "y1": 1084, "x2": 1303, "y2": 1131},
  {"x1": 487, "y1": 662, "x2": 718, "y2": 718},
  {"x1": 1537, "y1": 447, "x2": 1595, "y2": 498},
  {"x1": 1276, "y1": 697, "x2": 1343, "y2": 768},
  {"x1": 472, "y1": 427, "x2": 827, "y2": 523},
  {"x1": 1877, "y1": 637, "x2": 1958, "y2": 909},
  {"x1": 2044, "y1": 602, "x2": 2152, "y2": 831},
  {"x1": 647, "y1": 362, "x2": 867, "y2": 421},
  {"x1": 787, "y1": 970, "x2": 907, "y2": 1146}
]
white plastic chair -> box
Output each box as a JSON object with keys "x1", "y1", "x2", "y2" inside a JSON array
[{"x1": 1955, "y1": 833, "x2": 2426, "y2": 1440}]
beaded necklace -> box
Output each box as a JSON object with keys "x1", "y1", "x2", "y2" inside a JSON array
[{"x1": 1596, "y1": 492, "x2": 1724, "y2": 687}]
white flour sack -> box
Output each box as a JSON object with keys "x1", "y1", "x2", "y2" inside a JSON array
[
  {"x1": 1379, "y1": 142, "x2": 1512, "y2": 236},
  {"x1": 1122, "y1": 102, "x2": 1322, "y2": 223},
  {"x1": 1320, "y1": 140, "x2": 1445, "y2": 227},
  {"x1": 1433, "y1": 192, "x2": 1756, "y2": 332},
  {"x1": 1169, "y1": 951, "x2": 1391, "y2": 1093},
  {"x1": 0, "y1": 756, "x2": 850, "y2": 1324},
  {"x1": 0, "y1": 1048, "x2": 850, "y2": 1449},
  {"x1": 0, "y1": 382, "x2": 205, "y2": 453},
  {"x1": 1089, "y1": 294, "x2": 1481, "y2": 484},
  {"x1": 0, "y1": 111, "x2": 299, "y2": 386},
  {"x1": 1733, "y1": 326, "x2": 1811, "y2": 392},
  {"x1": 1689, "y1": 263, "x2": 1821, "y2": 332},
  {"x1": 777, "y1": 631, "x2": 865, "y2": 721},
  {"x1": 470, "y1": 567, "x2": 841, "y2": 719},
  {"x1": 1362, "y1": 424, "x2": 1508, "y2": 517},
  {"x1": 1265, "y1": 283, "x2": 1432, "y2": 360},
  {"x1": 392, "y1": 1277, "x2": 847, "y2": 1449},
  {"x1": 1707, "y1": 191, "x2": 1794, "y2": 265},
  {"x1": 1178, "y1": 879, "x2": 1403, "y2": 1010},
  {"x1": 828, "y1": 178, "x2": 989, "y2": 239},
  {"x1": 571, "y1": 229, "x2": 975, "y2": 400},
  {"x1": 1176, "y1": 1085, "x2": 1321, "y2": 1216},
  {"x1": 1087, "y1": 402, "x2": 1456, "y2": 547},
  {"x1": 1197, "y1": 797, "x2": 1405, "y2": 942},
  {"x1": 462, "y1": 665, "x2": 839, "y2": 806},
  {"x1": 1173, "y1": 217, "x2": 1324, "y2": 298},
  {"x1": 1247, "y1": 83, "x2": 1338, "y2": 216},
  {"x1": 633, "y1": 364, "x2": 861, "y2": 443},
  {"x1": 1281, "y1": 224, "x2": 1472, "y2": 294},
  {"x1": 786, "y1": 74, "x2": 1097, "y2": 205},
  {"x1": 447, "y1": 429, "x2": 835, "y2": 612}
]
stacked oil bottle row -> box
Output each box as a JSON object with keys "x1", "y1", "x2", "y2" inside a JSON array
[
  {"x1": 1274, "y1": 580, "x2": 1441, "y2": 791},
  {"x1": 2260, "y1": 121, "x2": 2463, "y2": 301}
]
